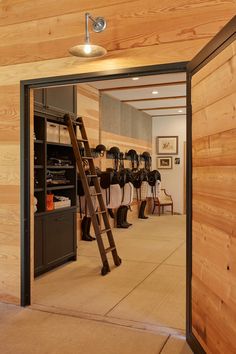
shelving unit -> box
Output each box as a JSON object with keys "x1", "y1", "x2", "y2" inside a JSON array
[{"x1": 34, "y1": 100, "x2": 77, "y2": 277}]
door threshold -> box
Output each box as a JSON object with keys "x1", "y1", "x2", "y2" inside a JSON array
[{"x1": 30, "y1": 303, "x2": 185, "y2": 337}]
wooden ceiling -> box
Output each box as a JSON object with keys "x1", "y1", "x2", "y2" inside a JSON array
[{"x1": 89, "y1": 72, "x2": 187, "y2": 117}]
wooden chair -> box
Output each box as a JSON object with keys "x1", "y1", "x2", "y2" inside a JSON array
[{"x1": 152, "y1": 188, "x2": 173, "y2": 216}]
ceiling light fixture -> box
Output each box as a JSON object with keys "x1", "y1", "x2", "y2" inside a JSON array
[
  {"x1": 69, "y1": 13, "x2": 107, "y2": 58},
  {"x1": 152, "y1": 90, "x2": 159, "y2": 95},
  {"x1": 178, "y1": 109, "x2": 183, "y2": 113},
  {"x1": 132, "y1": 77, "x2": 139, "y2": 81}
]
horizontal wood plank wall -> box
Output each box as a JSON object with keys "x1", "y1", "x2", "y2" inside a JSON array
[
  {"x1": 191, "y1": 40, "x2": 236, "y2": 354},
  {"x1": 76, "y1": 83, "x2": 99, "y2": 240},
  {"x1": 77, "y1": 84, "x2": 99, "y2": 148},
  {"x1": 0, "y1": 84, "x2": 20, "y2": 304},
  {"x1": 0, "y1": 0, "x2": 235, "y2": 305}
]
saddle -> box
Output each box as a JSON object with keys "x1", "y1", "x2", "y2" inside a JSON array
[
  {"x1": 127, "y1": 149, "x2": 139, "y2": 169},
  {"x1": 108, "y1": 146, "x2": 120, "y2": 171},
  {"x1": 132, "y1": 169, "x2": 147, "y2": 189},
  {"x1": 148, "y1": 170, "x2": 161, "y2": 186},
  {"x1": 141, "y1": 151, "x2": 152, "y2": 170},
  {"x1": 100, "y1": 170, "x2": 115, "y2": 189},
  {"x1": 100, "y1": 168, "x2": 121, "y2": 188},
  {"x1": 77, "y1": 167, "x2": 102, "y2": 196},
  {"x1": 118, "y1": 169, "x2": 127, "y2": 188}
]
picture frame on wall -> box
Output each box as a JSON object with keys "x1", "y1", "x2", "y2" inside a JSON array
[
  {"x1": 157, "y1": 156, "x2": 173, "y2": 169},
  {"x1": 156, "y1": 136, "x2": 178, "y2": 155}
]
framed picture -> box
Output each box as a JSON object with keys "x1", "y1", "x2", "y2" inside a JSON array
[
  {"x1": 175, "y1": 157, "x2": 180, "y2": 165},
  {"x1": 157, "y1": 156, "x2": 173, "y2": 169},
  {"x1": 156, "y1": 136, "x2": 178, "y2": 155}
]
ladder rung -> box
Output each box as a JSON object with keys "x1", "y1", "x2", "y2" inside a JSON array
[
  {"x1": 75, "y1": 120, "x2": 83, "y2": 126},
  {"x1": 77, "y1": 139, "x2": 88, "y2": 143},
  {"x1": 100, "y1": 228, "x2": 111, "y2": 234},
  {"x1": 90, "y1": 193, "x2": 102, "y2": 196},
  {"x1": 105, "y1": 246, "x2": 116, "y2": 254},
  {"x1": 95, "y1": 210, "x2": 106, "y2": 215},
  {"x1": 86, "y1": 174, "x2": 97, "y2": 178},
  {"x1": 82, "y1": 156, "x2": 93, "y2": 160}
]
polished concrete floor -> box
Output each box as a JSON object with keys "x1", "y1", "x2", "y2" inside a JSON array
[
  {"x1": 33, "y1": 215, "x2": 186, "y2": 332},
  {"x1": 0, "y1": 215, "x2": 192, "y2": 353}
]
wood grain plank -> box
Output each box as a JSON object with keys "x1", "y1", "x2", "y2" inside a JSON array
[
  {"x1": 192, "y1": 193, "x2": 235, "y2": 238},
  {"x1": 0, "y1": 84, "x2": 20, "y2": 143},
  {"x1": 0, "y1": 0, "x2": 131, "y2": 26},
  {"x1": 193, "y1": 166, "x2": 236, "y2": 201},
  {"x1": 192, "y1": 48, "x2": 236, "y2": 114},
  {"x1": 192, "y1": 40, "x2": 236, "y2": 353},
  {"x1": 192, "y1": 92, "x2": 236, "y2": 140},
  {"x1": 192, "y1": 40, "x2": 236, "y2": 87},
  {"x1": 192, "y1": 128, "x2": 236, "y2": 167},
  {"x1": 101, "y1": 131, "x2": 152, "y2": 150},
  {"x1": 193, "y1": 220, "x2": 233, "y2": 271},
  {"x1": 0, "y1": 185, "x2": 20, "y2": 204},
  {"x1": 1, "y1": 1, "x2": 231, "y2": 46},
  {"x1": 0, "y1": 2, "x2": 234, "y2": 66},
  {"x1": 0, "y1": 38, "x2": 209, "y2": 85},
  {"x1": 77, "y1": 84, "x2": 99, "y2": 147},
  {"x1": 192, "y1": 276, "x2": 236, "y2": 354}
]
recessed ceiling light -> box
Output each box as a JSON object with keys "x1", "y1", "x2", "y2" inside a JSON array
[
  {"x1": 152, "y1": 90, "x2": 158, "y2": 95},
  {"x1": 132, "y1": 77, "x2": 139, "y2": 81},
  {"x1": 178, "y1": 109, "x2": 183, "y2": 113}
]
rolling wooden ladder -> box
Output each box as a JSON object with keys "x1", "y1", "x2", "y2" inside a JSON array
[{"x1": 64, "y1": 114, "x2": 121, "y2": 275}]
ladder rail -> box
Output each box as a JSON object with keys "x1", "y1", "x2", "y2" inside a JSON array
[{"x1": 64, "y1": 114, "x2": 121, "y2": 275}]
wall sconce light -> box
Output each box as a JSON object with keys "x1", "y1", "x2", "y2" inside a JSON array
[{"x1": 69, "y1": 13, "x2": 107, "y2": 58}]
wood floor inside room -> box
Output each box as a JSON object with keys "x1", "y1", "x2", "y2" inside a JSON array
[{"x1": 33, "y1": 215, "x2": 186, "y2": 334}]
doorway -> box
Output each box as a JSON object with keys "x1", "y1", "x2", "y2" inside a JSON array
[
  {"x1": 21, "y1": 63, "x2": 189, "y2": 332},
  {"x1": 31, "y1": 73, "x2": 187, "y2": 335}
]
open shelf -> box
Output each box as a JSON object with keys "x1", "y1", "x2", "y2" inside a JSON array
[
  {"x1": 47, "y1": 165, "x2": 74, "y2": 169},
  {"x1": 47, "y1": 141, "x2": 72, "y2": 148},
  {"x1": 47, "y1": 184, "x2": 75, "y2": 191},
  {"x1": 35, "y1": 205, "x2": 76, "y2": 217},
  {"x1": 35, "y1": 188, "x2": 44, "y2": 192}
]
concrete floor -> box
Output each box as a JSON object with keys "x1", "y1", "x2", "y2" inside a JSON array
[
  {"x1": 33, "y1": 215, "x2": 186, "y2": 332},
  {"x1": 0, "y1": 302, "x2": 192, "y2": 354},
  {"x1": 0, "y1": 215, "x2": 192, "y2": 353}
]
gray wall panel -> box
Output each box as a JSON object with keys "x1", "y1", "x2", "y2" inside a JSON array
[{"x1": 101, "y1": 93, "x2": 152, "y2": 142}]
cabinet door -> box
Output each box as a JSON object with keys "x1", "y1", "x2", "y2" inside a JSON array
[
  {"x1": 34, "y1": 216, "x2": 44, "y2": 272},
  {"x1": 46, "y1": 86, "x2": 76, "y2": 113},
  {"x1": 44, "y1": 210, "x2": 76, "y2": 266}
]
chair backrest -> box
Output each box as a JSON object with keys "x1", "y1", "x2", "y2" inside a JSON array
[{"x1": 159, "y1": 189, "x2": 172, "y2": 203}]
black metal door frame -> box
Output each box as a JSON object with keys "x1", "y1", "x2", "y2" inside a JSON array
[
  {"x1": 21, "y1": 12, "x2": 235, "y2": 344},
  {"x1": 21, "y1": 62, "x2": 190, "y2": 332},
  {"x1": 186, "y1": 15, "x2": 236, "y2": 354}
]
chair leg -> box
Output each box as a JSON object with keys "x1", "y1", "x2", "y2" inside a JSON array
[
  {"x1": 152, "y1": 202, "x2": 155, "y2": 214},
  {"x1": 171, "y1": 204, "x2": 173, "y2": 215},
  {"x1": 158, "y1": 204, "x2": 160, "y2": 216}
]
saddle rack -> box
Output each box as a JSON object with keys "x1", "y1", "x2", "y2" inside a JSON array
[{"x1": 64, "y1": 114, "x2": 122, "y2": 275}]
